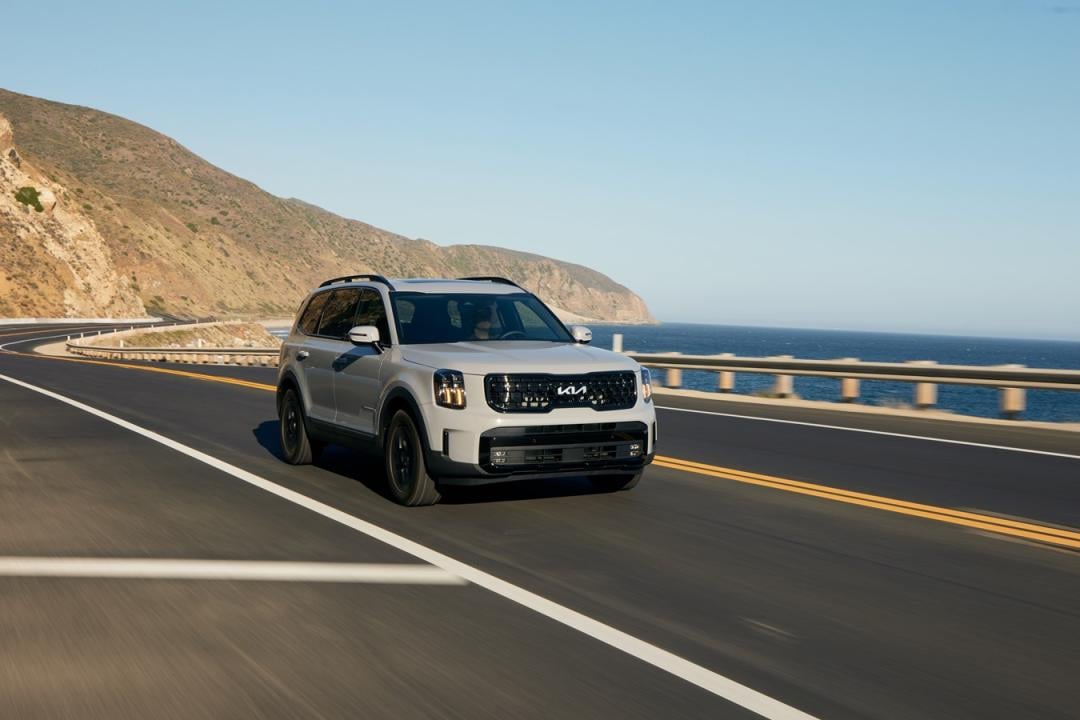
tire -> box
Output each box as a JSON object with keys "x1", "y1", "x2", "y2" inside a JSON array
[
  {"x1": 279, "y1": 388, "x2": 317, "y2": 465},
  {"x1": 384, "y1": 410, "x2": 441, "y2": 506},
  {"x1": 591, "y1": 471, "x2": 643, "y2": 493}
]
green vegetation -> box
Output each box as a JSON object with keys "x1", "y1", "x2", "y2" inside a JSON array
[
  {"x1": 210, "y1": 216, "x2": 221, "y2": 225},
  {"x1": 186, "y1": 222, "x2": 198, "y2": 233},
  {"x1": 14, "y1": 186, "x2": 43, "y2": 212}
]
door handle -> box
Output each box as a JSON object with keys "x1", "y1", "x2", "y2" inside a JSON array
[{"x1": 296, "y1": 350, "x2": 309, "y2": 360}]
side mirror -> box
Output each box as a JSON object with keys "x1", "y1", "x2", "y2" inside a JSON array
[
  {"x1": 570, "y1": 325, "x2": 592, "y2": 344},
  {"x1": 348, "y1": 325, "x2": 380, "y2": 345}
]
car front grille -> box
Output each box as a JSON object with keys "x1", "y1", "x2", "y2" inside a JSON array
[{"x1": 484, "y1": 372, "x2": 637, "y2": 413}]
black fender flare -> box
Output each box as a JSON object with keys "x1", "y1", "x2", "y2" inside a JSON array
[
  {"x1": 378, "y1": 387, "x2": 433, "y2": 456},
  {"x1": 276, "y1": 370, "x2": 303, "y2": 414}
]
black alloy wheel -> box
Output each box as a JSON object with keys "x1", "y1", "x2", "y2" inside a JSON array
[{"x1": 384, "y1": 410, "x2": 441, "y2": 506}]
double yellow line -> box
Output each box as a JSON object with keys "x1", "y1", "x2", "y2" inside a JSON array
[
  {"x1": 5, "y1": 332, "x2": 1078, "y2": 552},
  {"x1": 654, "y1": 456, "x2": 1080, "y2": 550},
  {"x1": 39, "y1": 354, "x2": 277, "y2": 392}
]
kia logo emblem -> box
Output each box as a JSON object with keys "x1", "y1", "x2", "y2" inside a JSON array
[{"x1": 557, "y1": 385, "x2": 587, "y2": 396}]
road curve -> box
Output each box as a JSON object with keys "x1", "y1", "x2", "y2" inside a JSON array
[{"x1": 1, "y1": 323, "x2": 1077, "y2": 719}]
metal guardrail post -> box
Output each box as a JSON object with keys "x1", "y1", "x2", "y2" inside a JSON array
[
  {"x1": 840, "y1": 358, "x2": 860, "y2": 402},
  {"x1": 612, "y1": 333, "x2": 623, "y2": 353},
  {"x1": 909, "y1": 360, "x2": 938, "y2": 409},
  {"x1": 717, "y1": 353, "x2": 735, "y2": 393},
  {"x1": 771, "y1": 355, "x2": 794, "y2": 398},
  {"x1": 999, "y1": 364, "x2": 1026, "y2": 419},
  {"x1": 666, "y1": 353, "x2": 683, "y2": 389}
]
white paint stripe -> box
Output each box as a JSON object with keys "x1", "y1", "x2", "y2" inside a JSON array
[
  {"x1": 656, "y1": 404, "x2": 1080, "y2": 461},
  {"x1": 0, "y1": 323, "x2": 177, "y2": 352},
  {"x1": 0, "y1": 327, "x2": 121, "y2": 351},
  {"x1": 0, "y1": 558, "x2": 464, "y2": 584},
  {"x1": 0, "y1": 372, "x2": 817, "y2": 720}
]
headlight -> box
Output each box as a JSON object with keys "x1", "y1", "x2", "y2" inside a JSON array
[
  {"x1": 641, "y1": 367, "x2": 653, "y2": 403},
  {"x1": 434, "y1": 369, "x2": 467, "y2": 409}
]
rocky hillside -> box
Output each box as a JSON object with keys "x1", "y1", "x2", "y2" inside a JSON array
[{"x1": 0, "y1": 89, "x2": 654, "y2": 323}]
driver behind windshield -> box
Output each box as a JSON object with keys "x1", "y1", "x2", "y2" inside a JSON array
[{"x1": 467, "y1": 300, "x2": 503, "y2": 340}]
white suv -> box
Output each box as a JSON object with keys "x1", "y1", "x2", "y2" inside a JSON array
[{"x1": 276, "y1": 275, "x2": 656, "y2": 505}]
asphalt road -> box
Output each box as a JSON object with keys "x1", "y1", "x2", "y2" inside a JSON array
[{"x1": 0, "y1": 323, "x2": 1077, "y2": 719}]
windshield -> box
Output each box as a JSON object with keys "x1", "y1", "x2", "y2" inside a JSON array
[{"x1": 392, "y1": 292, "x2": 573, "y2": 344}]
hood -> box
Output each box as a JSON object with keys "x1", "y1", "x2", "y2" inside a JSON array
[{"x1": 400, "y1": 341, "x2": 640, "y2": 376}]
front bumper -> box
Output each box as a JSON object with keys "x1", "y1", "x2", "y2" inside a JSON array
[{"x1": 427, "y1": 420, "x2": 655, "y2": 485}]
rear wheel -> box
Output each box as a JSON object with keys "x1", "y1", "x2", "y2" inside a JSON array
[
  {"x1": 591, "y1": 471, "x2": 642, "y2": 493},
  {"x1": 384, "y1": 410, "x2": 441, "y2": 506},
  {"x1": 279, "y1": 388, "x2": 317, "y2": 465}
]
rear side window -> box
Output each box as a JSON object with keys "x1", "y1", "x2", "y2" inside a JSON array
[
  {"x1": 298, "y1": 292, "x2": 330, "y2": 335},
  {"x1": 317, "y1": 288, "x2": 361, "y2": 339}
]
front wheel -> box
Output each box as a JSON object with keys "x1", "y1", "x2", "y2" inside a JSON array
[
  {"x1": 591, "y1": 471, "x2": 643, "y2": 493},
  {"x1": 384, "y1": 411, "x2": 441, "y2": 506},
  {"x1": 279, "y1": 388, "x2": 317, "y2": 465}
]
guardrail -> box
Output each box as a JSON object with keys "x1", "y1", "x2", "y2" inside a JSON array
[
  {"x1": 66, "y1": 342, "x2": 279, "y2": 367},
  {"x1": 57, "y1": 326, "x2": 1079, "y2": 419},
  {"x1": 613, "y1": 334, "x2": 1080, "y2": 419},
  {"x1": 65, "y1": 322, "x2": 280, "y2": 367}
]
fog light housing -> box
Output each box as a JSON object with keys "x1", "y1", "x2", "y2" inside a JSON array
[{"x1": 434, "y1": 369, "x2": 467, "y2": 409}]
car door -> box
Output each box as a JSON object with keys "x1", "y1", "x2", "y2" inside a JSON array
[
  {"x1": 333, "y1": 288, "x2": 389, "y2": 436},
  {"x1": 305, "y1": 288, "x2": 360, "y2": 424},
  {"x1": 293, "y1": 290, "x2": 332, "y2": 421}
]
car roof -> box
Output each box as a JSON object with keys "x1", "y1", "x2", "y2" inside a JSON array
[{"x1": 315, "y1": 278, "x2": 525, "y2": 295}]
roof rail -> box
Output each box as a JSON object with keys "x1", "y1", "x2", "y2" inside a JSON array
[
  {"x1": 458, "y1": 276, "x2": 522, "y2": 289},
  {"x1": 319, "y1": 274, "x2": 395, "y2": 289}
]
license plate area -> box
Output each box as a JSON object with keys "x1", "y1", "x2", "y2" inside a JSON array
[{"x1": 480, "y1": 422, "x2": 648, "y2": 473}]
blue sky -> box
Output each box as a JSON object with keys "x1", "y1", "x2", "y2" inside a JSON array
[{"x1": 4, "y1": 1, "x2": 1078, "y2": 338}]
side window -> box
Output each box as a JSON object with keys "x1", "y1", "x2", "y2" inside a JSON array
[
  {"x1": 396, "y1": 299, "x2": 416, "y2": 324},
  {"x1": 512, "y1": 299, "x2": 559, "y2": 340},
  {"x1": 355, "y1": 289, "x2": 391, "y2": 343},
  {"x1": 298, "y1": 292, "x2": 330, "y2": 335},
  {"x1": 317, "y1": 288, "x2": 361, "y2": 339}
]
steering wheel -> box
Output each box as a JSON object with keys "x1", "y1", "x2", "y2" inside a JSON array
[{"x1": 499, "y1": 330, "x2": 527, "y2": 340}]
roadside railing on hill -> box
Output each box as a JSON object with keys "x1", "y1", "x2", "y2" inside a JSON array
[
  {"x1": 65, "y1": 322, "x2": 280, "y2": 368},
  {"x1": 613, "y1": 334, "x2": 1080, "y2": 419}
]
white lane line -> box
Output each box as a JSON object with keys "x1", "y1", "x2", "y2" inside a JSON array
[
  {"x1": 0, "y1": 327, "x2": 115, "y2": 352},
  {"x1": 0, "y1": 558, "x2": 464, "y2": 584},
  {"x1": 0, "y1": 323, "x2": 176, "y2": 352},
  {"x1": 0, "y1": 372, "x2": 818, "y2": 720},
  {"x1": 656, "y1": 405, "x2": 1080, "y2": 461}
]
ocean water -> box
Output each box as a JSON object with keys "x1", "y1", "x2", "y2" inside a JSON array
[{"x1": 586, "y1": 324, "x2": 1080, "y2": 423}]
